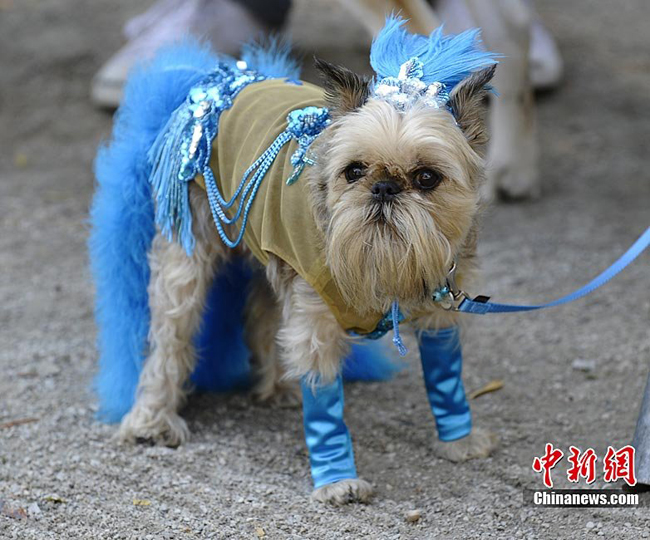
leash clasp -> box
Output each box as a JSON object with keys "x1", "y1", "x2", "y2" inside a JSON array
[{"x1": 435, "y1": 262, "x2": 470, "y2": 311}]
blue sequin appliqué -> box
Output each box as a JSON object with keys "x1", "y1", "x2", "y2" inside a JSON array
[
  {"x1": 202, "y1": 104, "x2": 329, "y2": 249},
  {"x1": 374, "y1": 57, "x2": 451, "y2": 111},
  {"x1": 148, "y1": 63, "x2": 330, "y2": 255}
]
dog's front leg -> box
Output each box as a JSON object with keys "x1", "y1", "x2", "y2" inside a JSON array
[
  {"x1": 277, "y1": 276, "x2": 372, "y2": 505},
  {"x1": 244, "y1": 272, "x2": 300, "y2": 407},
  {"x1": 419, "y1": 326, "x2": 499, "y2": 462},
  {"x1": 301, "y1": 375, "x2": 372, "y2": 505}
]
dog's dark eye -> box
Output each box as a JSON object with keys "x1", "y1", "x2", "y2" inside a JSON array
[
  {"x1": 412, "y1": 168, "x2": 443, "y2": 190},
  {"x1": 344, "y1": 162, "x2": 367, "y2": 183}
]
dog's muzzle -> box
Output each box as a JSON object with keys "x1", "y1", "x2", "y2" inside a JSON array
[{"x1": 371, "y1": 180, "x2": 402, "y2": 203}]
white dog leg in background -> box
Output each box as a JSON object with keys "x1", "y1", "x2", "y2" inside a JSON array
[
  {"x1": 419, "y1": 326, "x2": 499, "y2": 462},
  {"x1": 466, "y1": 0, "x2": 540, "y2": 199},
  {"x1": 118, "y1": 187, "x2": 224, "y2": 446},
  {"x1": 338, "y1": 0, "x2": 440, "y2": 35}
]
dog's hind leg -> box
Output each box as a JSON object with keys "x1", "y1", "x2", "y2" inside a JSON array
[
  {"x1": 118, "y1": 185, "x2": 226, "y2": 446},
  {"x1": 244, "y1": 271, "x2": 301, "y2": 407}
]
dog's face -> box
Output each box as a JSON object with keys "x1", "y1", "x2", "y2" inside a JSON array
[{"x1": 311, "y1": 60, "x2": 495, "y2": 314}]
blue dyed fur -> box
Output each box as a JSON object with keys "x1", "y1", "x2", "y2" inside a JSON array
[
  {"x1": 240, "y1": 37, "x2": 301, "y2": 80},
  {"x1": 90, "y1": 41, "x2": 220, "y2": 423}
]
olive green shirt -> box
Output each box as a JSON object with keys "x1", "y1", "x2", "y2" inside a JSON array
[{"x1": 195, "y1": 79, "x2": 384, "y2": 334}]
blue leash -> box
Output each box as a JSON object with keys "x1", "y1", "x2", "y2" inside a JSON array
[{"x1": 453, "y1": 226, "x2": 650, "y2": 315}]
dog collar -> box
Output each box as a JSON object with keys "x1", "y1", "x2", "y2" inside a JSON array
[{"x1": 359, "y1": 264, "x2": 460, "y2": 358}]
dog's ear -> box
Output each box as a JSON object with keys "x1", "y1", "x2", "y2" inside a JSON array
[
  {"x1": 448, "y1": 65, "x2": 497, "y2": 151},
  {"x1": 314, "y1": 57, "x2": 370, "y2": 115}
]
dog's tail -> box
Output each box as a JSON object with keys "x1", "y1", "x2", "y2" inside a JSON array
[
  {"x1": 90, "y1": 40, "x2": 399, "y2": 423},
  {"x1": 240, "y1": 37, "x2": 301, "y2": 80},
  {"x1": 90, "y1": 40, "x2": 225, "y2": 422}
]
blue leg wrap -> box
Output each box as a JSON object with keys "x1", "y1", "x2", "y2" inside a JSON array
[
  {"x1": 301, "y1": 375, "x2": 357, "y2": 489},
  {"x1": 419, "y1": 326, "x2": 472, "y2": 442}
]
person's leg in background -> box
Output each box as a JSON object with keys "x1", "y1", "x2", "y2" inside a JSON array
[{"x1": 92, "y1": 0, "x2": 292, "y2": 108}]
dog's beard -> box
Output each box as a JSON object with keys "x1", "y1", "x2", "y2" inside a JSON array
[{"x1": 326, "y1": 195, "x2": 453, "y2": 315}]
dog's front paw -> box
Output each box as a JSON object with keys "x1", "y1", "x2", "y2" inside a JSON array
[
  {"x1": 117, "y1": 406, "x2": 189, "y2": 448},
  {"x1": 311, "y1": 479, "x2": 374, "y2": 506},
  {"x1": 435, "y1": 427, "x2": 499, "y2": 463},
  {"x1": 253, "y1": 381, "x2": 302, "y2": 409}
]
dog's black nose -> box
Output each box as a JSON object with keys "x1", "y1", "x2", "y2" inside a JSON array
[{"x1": 371, "y1": 180, "x2": 402, "y2": 202}]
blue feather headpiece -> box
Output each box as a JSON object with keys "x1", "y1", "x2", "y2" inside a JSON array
[{"x1": 370, "y1": 17, "x2": 498, "y2": 110}]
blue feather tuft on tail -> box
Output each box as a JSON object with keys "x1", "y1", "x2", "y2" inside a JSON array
[
  {"x1": 240, "y1": 36, "x2": 301, "y2": 80},
  {"x1": 370, "y1": 16, "x2": 499, "y2": 90}
]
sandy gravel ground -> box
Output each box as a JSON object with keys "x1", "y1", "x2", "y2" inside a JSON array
[{"x1": 1, "y1": 0, "x2": 649, "y2": 538}]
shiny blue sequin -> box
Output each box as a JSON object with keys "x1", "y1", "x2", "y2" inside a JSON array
[
  {"x1": 285, "y1": 106, "x2": 330, "y2": 185},
  {"x1": 373, "y1": 57, "x2": 451, "y2": 111},
  {"x1": 148, "y1": 63, "x2": 330, "y2": 254}
]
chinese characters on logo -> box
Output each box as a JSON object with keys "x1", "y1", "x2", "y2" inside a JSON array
[
  {"x1": 532, "y1": 443, "x2": 564, "y2": 488},
  {"x1": 603, "y1": 446, "x2": 636, "y2": 486},
  {"x1": 567, "y1": 446, "x2": 597, "y2": 484},
  {"x1": 532, "y1": 444, "x2": 636, "y2": 488}
]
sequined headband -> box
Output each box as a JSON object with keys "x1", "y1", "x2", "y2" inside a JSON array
[{"x1": 373, "y1": 56, "x2": 450, "y2": 110}]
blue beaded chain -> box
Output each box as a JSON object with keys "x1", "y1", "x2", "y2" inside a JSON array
[
  {"x1": 201, "y1": 106, "x2": 330, "y2": 248},
  {"x1": 148, "y1": 62, "x2": 267, "y2": 255},
  {"x1": 148, "y1": 62, "x2": 329, "y2": 254},
  {"x1": 359, "y1": 300, "x2": 406, "y2": 356}
]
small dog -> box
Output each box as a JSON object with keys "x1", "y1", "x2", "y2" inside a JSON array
[{"x1": 93, "y1": 18, "x2": 499, "y2": 505}]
